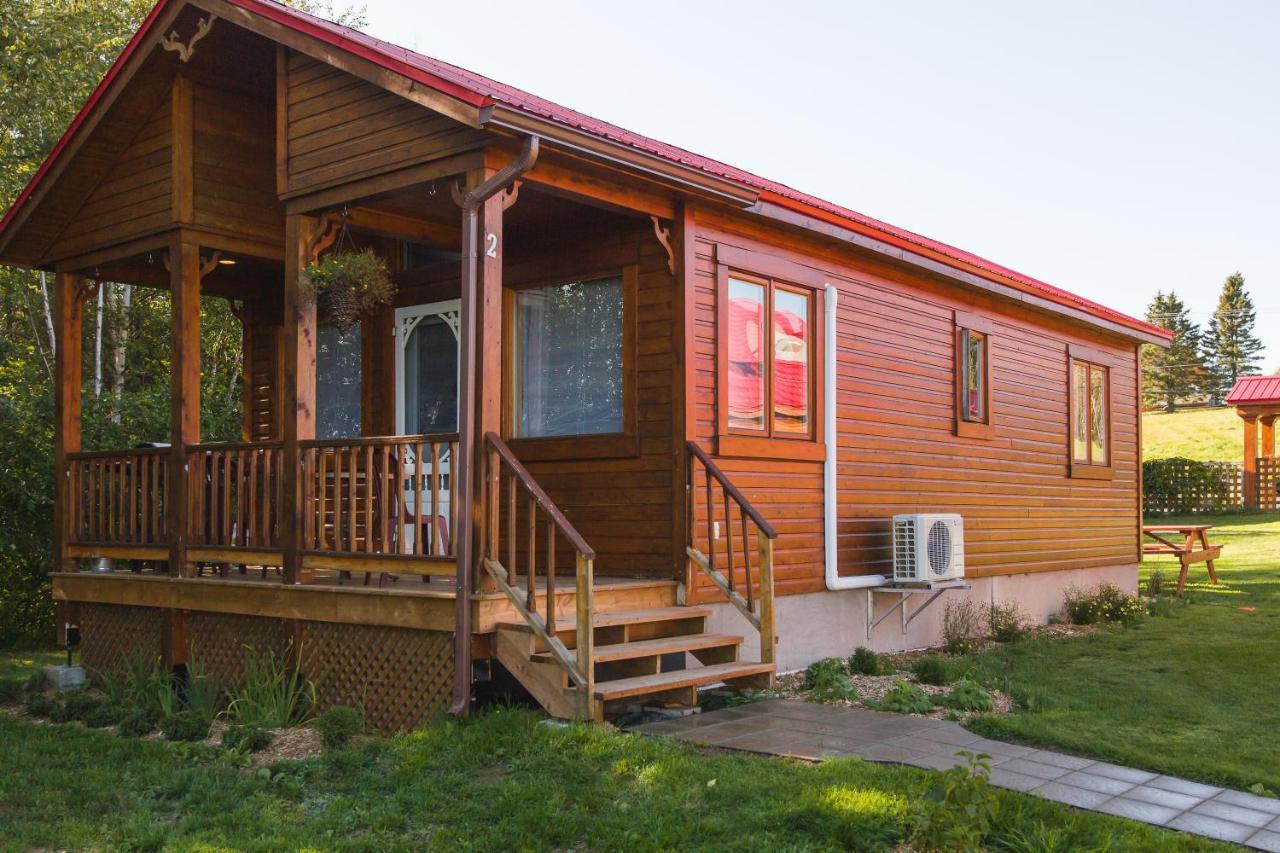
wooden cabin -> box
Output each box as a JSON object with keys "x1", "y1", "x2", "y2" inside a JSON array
[{"x1": 0, "y1": 0, "x2": 1171, "y2": 728}]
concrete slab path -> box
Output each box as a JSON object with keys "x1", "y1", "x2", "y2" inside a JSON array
[{"x1": 632, "y1": 699, "x2": 1280, "y2": 850}]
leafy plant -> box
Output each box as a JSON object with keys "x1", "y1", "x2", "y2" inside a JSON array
[
  {"x1": 117, "y1": 707, "x2": 158, "y2": 738},
  {"x1": 222, "y1": 723, "x2": 274, "y2": 753},
  {"x1": 25, "y1": 693, "x2": 56, "y2": 717},
  {"x1": 162, "y1": 709, "x2": 212, "y2": 742},
  {"x1": 83, "y1": 703, "x2": 127, "y2": 728},
  {"x1": 314, "y1": 705, "x2": 365, "y2": 749},
  {"x1": 877, "y1": 680, "x2": 934, "y2": 714},
  {"x1": 987, "y1": 600, "x2": 1027, "y2": 643},
  {"x1": 59, "y1": 689, "x2": 102, "y2": 721},
  {"x1": 1063, "y1": 583, "x2": 1146, "y2": 626},
  {"x1": 120, "y1": 654, "x2": 180, "y2": 720},
  {"x1": 301, "y1": 249, "x2": 394, "y2": 334},
  {"x1": 942, "y1": 598, "x2": 984, "y2": 655},
  {"x1": 911, "y1": 656, "x2": 952, "y2": 686},
  {"x1": 23, "y1": 670, "x2": 48, "y2": 695},
  {"x1": 180, "y1": 656, "x2": 223, "y2": 721},
  {"x1": 226, "y1": 647, "x2": 315, "y2": 728},
  {"x1": 909, "y1": 751, "x2": 999, "y2": 852},
  {"x1": 940, "y1": 678, "x2": 996, "y2": 713},
  {"x1": 848, "y1": 646, "x2": 880, "y2": 675},
  {"x1": 803, "y1": 657, "x2": 858, "y2": 703},
  {"x1": 1144, "y1": 569, "x2": 1166, "y2": 599}
]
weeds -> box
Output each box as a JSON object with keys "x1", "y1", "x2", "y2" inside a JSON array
[
  {"x1": 911, "y1": 656, "x2": 952, "y2": 686},
  {"x1": 943, "y1": 598, "x2": 984, "y2": 655},
  {"x1": 940, "y1": 678, "x2": 996, "y2": 713},
  {"x1": 315, "y1": 705, "x2": 365, "y2": 749},
  {"x1": 848, "y1": 647, "x2": 881, "y2": 675},
  {"x1": 909, "y1": 751, "x2": 998, "y2": 852},
  {"x1": 986, "y1": 601, "x2": 1027, "y2": 643},
  {"x1": 876, "y1": 680, "x2": 934, "y2": 714},
  {"x1": 803, "y1": 657, "x2": 858, "y2": 703},
  {"x1": 1063, "y1": 583, "x2": 1146, "y2": 626},
  {"x1": 226, "y1": 647, "x2": 314, "y2": 728}
]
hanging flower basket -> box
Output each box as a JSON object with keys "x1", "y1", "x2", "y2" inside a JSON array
[{"x1": 301, "y1": 248, "x2": 394, "y2": 335}]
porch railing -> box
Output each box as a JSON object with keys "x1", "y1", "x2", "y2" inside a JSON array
[
  {"x1": 65, "y1": 447, "x2": 169, "y2": 549},
  {"x1": 686, "y1": 440, "x2": 776, "y2": 668},
  {"x1": 186, "y1": 442, "x2": 283, "y2": 553},
  {"x1": 481, "y1": 432, "x2": 596, "y2": 718},
  {"x1": 300, "y1": 434, "x2": 459, "y2": 574}
]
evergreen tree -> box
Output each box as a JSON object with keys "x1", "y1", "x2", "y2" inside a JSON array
[
  {"x1": 1202, "y1": 272, "x2": 1264, "y2": 404},
  {"x1": 1141, "y1": 291, "x2": 1203, "y2": 412}
]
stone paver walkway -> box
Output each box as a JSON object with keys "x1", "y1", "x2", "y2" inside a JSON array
[{"x1": 633, "y1": 699, "x2": 1280, "y2": 850}]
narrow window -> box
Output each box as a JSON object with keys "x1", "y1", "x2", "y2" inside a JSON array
[
  {"x1": 772, "y1": 288, "x2": 811, "y2": 434},
  {"x1": 953, "y1": 311, "x2": 993, "y2": 438},
  {"x1": 316, "y1": 322, "x2": 362, "y2": 439},
  {"x1": 1070, "y1": 356, "x2": 1110, "y2": 468},
  {"x1": 512, "y1": 275, "x2": 624, "y2": 438},
  {"x1": 726, "y1": 278, "x2": 766, "y2": 431}
]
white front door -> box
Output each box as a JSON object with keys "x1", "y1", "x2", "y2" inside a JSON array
[{"x1": 394, "y1": 299, "x2": 461, "y2": 554}]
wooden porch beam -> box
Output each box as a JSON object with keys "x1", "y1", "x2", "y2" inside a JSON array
[
  {"x1": 53, "y1": 273, "x2": 85, "y2": 572},
  {"x1": 168, "y1": 238, "x2": 202, "y2": 576},
  {"x1": 281, "y1": 214, "x2": 318, "y2": 584},
  {"x1": 1242, "y1": 413, "x2": 1258, "y2": 510}
]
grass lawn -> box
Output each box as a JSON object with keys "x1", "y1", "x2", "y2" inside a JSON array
[
  {"x1": 0, "y1": 704, "x2": 1229, "y2": 851},
  {"x1": 966, "y1": 511, "x2": 1280, "y2": 794},
  {"x1": 1142, "y1": 407, "x2": 1241, "y2": 461}
]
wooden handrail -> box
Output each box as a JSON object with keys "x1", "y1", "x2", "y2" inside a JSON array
[
  {"x1": 485, "y1": 433, "x2": 595, "y2": 559},
  {"x1": 185, "y1": 440, "x2": 284, "y2": 452},
  {"x1": 685, "y1": 441, "x2": 777, "y2": 540},
  {"x1": 301, "y1": 433, "x2": 459, "y2": 450},
  {"x1": 67, "y1": 446, "x2": 169, "y2": 461}
]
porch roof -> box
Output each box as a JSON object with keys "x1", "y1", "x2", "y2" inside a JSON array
[
  {"x1": 0, "y1": 0, "x2": 1172, "y2": 346},
  {"x1": 1227, "y1": 375, "x2": 1280, "y2": 407}
]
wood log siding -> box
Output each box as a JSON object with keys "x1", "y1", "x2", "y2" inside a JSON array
[
  {"x1": 185, "y1": 443, "x2": 283, "y2": 550},
  {"x1": 65, "y1": 448, "x2": 169, "y2": 547},
  {"x1": 282, "y1": 54, "x2": 489, "y2": 197},
  {"x1": 690, "y1": 213, "x2": 1141, "y2": 600},
  {"x1": 300, "y1": 435, "x2": 458, "y2": 568}
]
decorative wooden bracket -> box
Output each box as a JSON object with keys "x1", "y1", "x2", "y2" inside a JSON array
[
  {"x1": 500, "y1": 180, "x2": 523, "y2": 211},
  {"x1": 306, "y1": 214, "x2": 342, "y2": 264},
  {"x1": 74, "y1": 278, "x2": 102, "y2": 306},
  {"x1": 651, "y1": 215, "x2": 675, "y2": 275},
  {"x1": 161, "y1": 250, "x2": 223, "y2": 280},
  {"x1": 450, "y1": 179, "x2": 468, "y2": 208},
  {"x1": 160, "y1": 15, "x2": 216, "y2": 63}
]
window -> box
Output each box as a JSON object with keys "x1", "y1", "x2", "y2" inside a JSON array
[
  {"x1": 953, "y1": 311, "x2": 994, "y2": 439},
  {"x1": 1068, "y1": 344, "x2": 1112, "y2": 477},
  {"x1": 316, "y1": 322, "x2": 361, "y2": 439},
  {"x1": 717, "y1": 260, "x2": 823, "y2": 461},
  {"x1": 507, "y1": 268, "x2": 637, "y2": 458}
]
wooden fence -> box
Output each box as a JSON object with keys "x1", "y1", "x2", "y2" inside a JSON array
[{"x1": 1144, "y1": 457, "x2": 1279, "y2": 514}]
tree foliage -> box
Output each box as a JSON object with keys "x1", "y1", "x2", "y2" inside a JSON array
[
  {"x1": 1202, "y1": 272, "x2": 1263, "y2": 404},
  {"x1": 1141, "y1": 291, "x2": 1203, "y2": 413}
]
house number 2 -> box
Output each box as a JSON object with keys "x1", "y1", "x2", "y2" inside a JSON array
[{"x1": 485, "y1": 233, "x2": 498, "y2": 258}]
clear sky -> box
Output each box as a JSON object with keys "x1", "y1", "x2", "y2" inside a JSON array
[{"x1": 358, "y1": 0, "x2": 1278, "y2": 369}]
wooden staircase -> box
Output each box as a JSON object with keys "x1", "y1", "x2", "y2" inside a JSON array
[
  {"x1": 496, "y1": 605, "x2": 774, "y2": 721},
  {"x1": 481, "y1": 435, "x2": 777, "y2": 722}
]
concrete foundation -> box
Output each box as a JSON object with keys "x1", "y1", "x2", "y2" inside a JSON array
[{"x1": 707, "y1": 563, "x2": 1138, "y2": 674}]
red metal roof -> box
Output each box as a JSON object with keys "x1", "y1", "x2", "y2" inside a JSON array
[
  {"x1": 1227, "y1": 376, "x2": 1280, "y2": 406},
  {"x1": 0, "y1": 0, "x2": 1172, "y2": 344}
]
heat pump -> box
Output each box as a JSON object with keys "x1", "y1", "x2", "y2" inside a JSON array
[{"x1": 892, "y1": 514, "x2": 965, "y2": 584}]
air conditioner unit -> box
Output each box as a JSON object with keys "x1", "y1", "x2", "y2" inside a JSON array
[{"x1": 892, "y1": 514, "x2": 965, "y2": 584}]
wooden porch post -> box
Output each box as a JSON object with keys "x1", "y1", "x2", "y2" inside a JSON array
[
  {"x1": 1242, "y1": 413, "x2": 1258, "y2": 510},
  {"x1": 53, "y1": 273, "x2": 84, "y2": 572},
  {"x1": 1261, "y1": 414, "x2": 1276, "y2": 459},
  {"x1": 168, "y1": 239, "x2": 201, "y2": 576},
  {"x1": 282, "y1": 214, "x2": 317, "y2": 584},
  {"x1": 472, "y1": 170, "x2": 504, "y2": 593}
]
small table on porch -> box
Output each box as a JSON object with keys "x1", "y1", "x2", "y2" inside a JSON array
[{"x1": 1142, "y1": 524, "x2": 1223, "y2": 596}]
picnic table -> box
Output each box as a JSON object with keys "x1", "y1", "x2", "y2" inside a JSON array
[{"x1": 1142, "y1": 524, "x2": 1222, "y2": 596}]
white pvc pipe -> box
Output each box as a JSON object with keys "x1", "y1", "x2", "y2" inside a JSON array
[{"x1": 823, "y1": 283, "x2": 888, "y2": 590}]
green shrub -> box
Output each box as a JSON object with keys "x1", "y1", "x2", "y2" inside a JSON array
[
  {"x1": 162, "y1": 709, "x2": 212, "y2": 742},
  {"x1": 802, "y1": 657, "x2": 858, "y2": 703},
  {"x1": 1144, "y1": 569, "x2": 1166, "y2": 599},
  {"x1": 940, "y1": 678, "x2": 995, "y2": 713},
  {"x1": 180, "y1": 656, "x2": 223, "y2": 720},
  {"x1": 83, "y1": 703, "x2": 127, "y2": 728},
  {"x1": 911, "y1": 656, "x2": 952, "y2": 686},
  {"x1": 314, "y1": 705, "x2": 365, "y2": 749},
  {"x1": 49, "y1": 701, "x2": 74, "y2": 723},
  {"x1": 1063, "y1": 583, "x2": 1146, "y2": 626},
  {"x1": 117, "y1": 707, "x2": 158, "y2": 738},
  {"x1": 121, "y1": 655, "x2": 180, "y2": 720},
  {"x1": 0, "y1": 679, "x2": 22, "y2": 703},
  {"x1": 848, "y1": 647, "x2": 880, "y2": 675},
  {"x1": 25, "y1": 693, "x2": 56, "y2": 717},
  {"x1": 23, "y1": 669, "x2": 48, "y2": 695},
  {"x1": 909, "y1": 751, "x2": 998, "y2": 852},
  {"x1": 226, "y1": 647, "x2": 314, "y2": 728},
  {"x1": 942, "y1": 598, "x2": 983, "y2": 655},
  {"x1": 878, "y1": 680, "x2": 934, "y2": 714},
  {"x1": 60, "y1": 689, "x2": 102, "y2": 721},
  {"x1": 222, "y1": 723, "x2": 274, "y2": 753},
  {"x1": 986, "y1": 600, "x2": 1027, "y2": 643},
  {"x1": 804, "y1": 657, "x2": 846, "y2": 688}
]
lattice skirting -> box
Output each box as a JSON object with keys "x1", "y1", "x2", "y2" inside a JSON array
[
  {"x1": 299, "y1": 621, "x2": 454, "y2": 733},
  {"x1": 188, "y1": 612, "x2": 292, "y2": 690},
  {"x1": 79, "y1": 603, "x2": 164, "y2": 678}
]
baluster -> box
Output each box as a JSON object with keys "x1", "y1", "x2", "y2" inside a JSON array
[
  {"x1": 125, "y1": 455, "x2": 135, "y2": 543},
  {"x1": 316, "y1": 448, "x2": 328, "y2": 549},
  {"x1": 705, "y1": 466, "x2": 715, "y2": 573},
  {"x1": 487, "y1": 447, "x2": 500, "y2": 563},
  {"x1": 346, "y1": 446, "x2": 357, "y2": 552},
  {"x1": 506, "y1": 470, "x2": 516, "y2": 586},
  {"x1": 448, "y1": 441, "x2": 458, "y2": 558},
  {"x1": 385, "y1": 444, "x2": 396, "y2": 555},
  {"x1": 546, "y1": 519, "x2": 556, "y2": 628},
  {"x1": 742, "y1": 507, "x2": 754, "y2": 612},
  {"x1": 724, "y1": 490, "x2": 734, "y2": 595},
  {"x1": 248, "y1": 449, "x2": 259, "y2": 548},
  {"x1": 364, "y1": 444, "x2": 374, "y2": 554},
  {"x1": 221, "y1": 450, "x2": 233, "y2": 547},
  {"x1": 526, "y1": 494, "x2": 536, "y2": 614},
  {"x1": 424, "y1": 442, "x2": 436, "y2": 556}
]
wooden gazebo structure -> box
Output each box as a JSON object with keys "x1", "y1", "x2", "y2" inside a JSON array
[{"x1": 1227, "y1": 376, "x2": 1280, "y2": 510}]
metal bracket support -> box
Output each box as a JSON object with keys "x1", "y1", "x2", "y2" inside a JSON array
[{"x1": 865, "y1": 581, "x2": 969, "y2": 640}]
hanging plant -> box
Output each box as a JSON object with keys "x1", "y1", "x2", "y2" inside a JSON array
[{"x1": 301, "y1": 215, "x2": 395, "y2": 335}]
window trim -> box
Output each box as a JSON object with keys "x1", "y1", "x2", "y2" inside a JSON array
[
  {"x1": 714, "y1": 259, "x2": 825, "y2": 462},
  {"x1": 1067, "y1": 343, "x2": 1114, "y2": 480},
  {"x1": 502, "y1": 265, "x2": 639, "y2": 461},
  {"x1": 954, "y1": 310, "x2": 994, "y2": 440}
]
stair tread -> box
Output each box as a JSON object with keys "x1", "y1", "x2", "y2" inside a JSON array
[
  {"x1": 533, "y1": 633, "x2": 744, "y2": 664},
  {"x1": 548, "y1": 606, "x2": 711, "y2": 632},
  {"x1": 590, "y1": 661, "x2": 775, "y2": 700}
]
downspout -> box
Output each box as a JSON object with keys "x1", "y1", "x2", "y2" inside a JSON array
[
  {"x1": 823, "y1": 283, "x2": 887, "y2": 590},
  {"x1": 451, "y1": 136, "x2": 541, "y2": 715}
]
